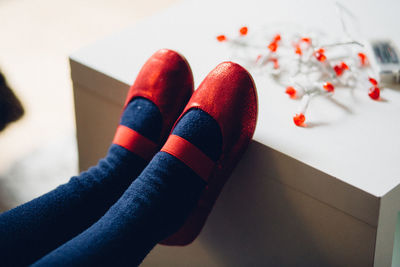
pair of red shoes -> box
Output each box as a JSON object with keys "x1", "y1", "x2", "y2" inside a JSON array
[{"x1": 113, "y1": 49, "x2": 258, "y2": 246}]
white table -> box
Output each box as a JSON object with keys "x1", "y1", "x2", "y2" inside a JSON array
[{"x1": 70, "y1": 0, "x2": 400, "y2": 266}]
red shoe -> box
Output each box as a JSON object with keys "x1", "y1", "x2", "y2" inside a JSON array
[
  {"x1": 112, "y1": 49, "x2": 194, "y2": 161},
  {"x1": 160, "y1": 62, "x2": 258, "y2": 245}
]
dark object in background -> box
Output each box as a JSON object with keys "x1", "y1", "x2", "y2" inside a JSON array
[
  {"x1": 370, "y1": 40, "x2": 400, "y2": 84},
  {"x1": 0, "y1": 71, "x2": 24, "y2": 131}
]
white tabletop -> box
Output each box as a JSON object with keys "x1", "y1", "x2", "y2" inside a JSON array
[{"x1": 71, "y1": 0, "x2": 400, "y2": 197}]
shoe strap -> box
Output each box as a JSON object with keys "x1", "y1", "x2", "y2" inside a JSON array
[
  {"x1": 161, "y1": 134, "x2": 214, "y2": 182},
  {"x1": 112, "y1": 125, "x2": 158, "y2": 161}
]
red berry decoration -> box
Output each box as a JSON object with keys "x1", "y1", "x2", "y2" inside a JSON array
[
  {"x1": 273, "y1": 34, "x2": 281, "y2": 42},
  {"x1": 268, "y1": 34, "x2": 281, "y2": 52},
  {"x1": 216, "y1": 25, "x2": 387, "y2": 126},
  {"x1": 358, "y1": 52, "x2": 368, "y2": 66},
  {"x1": 285, "y1": 86, "x2": 297, "y2": 98},
  {"x1": 294, "y1": 44, "x2": 302, "y2": 55},
  {"x1": 368, "y1": 87, "x2": 380, "y2": 100},
  {"x1": 294, "y1": 37, "x2": 312, "y2": 56},
  {"x1": 341, "y1": 62, "x2": 349, "y2": 70},
  {"x1": 333, "y1": 61, "x2": 349, "y2": 76},
  {"x1": 369, "y1": 77, "x2": 378, "y2": 86},
  {"x1": 239, "y1": 26, "x2": 248, "y2": 36},
  {"x1": 333, "y1": 65, "x2": 343, "y2": 76},
  {"x1": 268, "y1": 41, "x2": 278, "y2": 52},
  {"x1": 314, "y1": 48, "x2": 327, "y2": 62},
  {"x1": 367, "y1": 77, "x2": 380, "y2": 100},
  {"x1": 293, "y1": 113, "x2": 306, "y2": 126},
  {"x1": 216, "y1": 35, "x2": 227, "y2": 42},
  {"x1": 323, "y1": 82, "x2": 334, "y2": 92},
  {"x1": 270, "y1": 58, "x2": 279, "y2": 69}
]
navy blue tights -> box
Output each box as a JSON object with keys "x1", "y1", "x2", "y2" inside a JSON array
[
  {"x1": 0, "y1": 98, "x2": 222, "y2": 266},
  {"x1": 0, "y1": 98, "x2": 160, "y2": 266}
]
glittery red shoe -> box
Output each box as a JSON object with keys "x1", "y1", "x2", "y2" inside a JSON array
[
  {"x1": 112, "y1": 49, "x2": 194, "y2": 161},
  {"x1": 160, "y1": 62, "x2": 258, "y2": 245}
]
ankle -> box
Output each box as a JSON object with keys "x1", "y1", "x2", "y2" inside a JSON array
[
  {"x1": 120, "y1": 98, "x2": 162, "y2": 143},
  {"x1": 172, "y1": 109, "x2": 222, "y2": 161}
]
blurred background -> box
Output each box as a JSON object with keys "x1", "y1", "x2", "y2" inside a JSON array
[{"x1": 0, "y1": 0, "x2": 177, "y2": 211}]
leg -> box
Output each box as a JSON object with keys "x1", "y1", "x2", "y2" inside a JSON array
[
  {"x1": 0, "y1": 49, "x2": 193, "y2": 266},
  {"x1": 0, "y1": 99, "x2": 160, "y2": 266},
  {"x1": 32, "y1": 109, "x2": 222, "y2": 266},
  {"x1": 33, "y1": 61, "x2": 257, "y2": 266}
]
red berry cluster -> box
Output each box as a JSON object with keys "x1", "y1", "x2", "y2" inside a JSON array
[
  {"x1": 216, "y1": 26, "x2": 248, "y2": 43},
  {"x1": 358, "y1": 52, "x2": 368, "y2": 66},
  {"x1": 293, "y1": 113, "x2": 306, "y2": 126},
  {"x1": 368, "y1": 77, "x2": 380, "y2": 100},
  {"x1": 313, "y1": 48, "x2": 327, "y2": 62},
  {"x1": 268, "y1": 34, "x2": 281, "y2": 52},
  {"x1": 217, "y1": 27, "x2": 384, "y2": 127},
  {"x1": 294, "y1": 37, "x2": 311, "y2": 55},
  {"x1": 333, "y1": 62, "x2": 349, "y2": 76}
]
